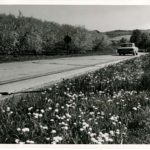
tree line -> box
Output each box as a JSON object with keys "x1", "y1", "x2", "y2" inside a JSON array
[
  {"x1": 130, "y1": 29, "x2": 150, "y2": 51},
  {"x1": 0, "y1": 13, "x2": 111, "y2": 56}
]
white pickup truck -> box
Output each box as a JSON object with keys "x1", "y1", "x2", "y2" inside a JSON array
[{"x1": 117, "y1": 43, "x2": 139, "y2": 56}]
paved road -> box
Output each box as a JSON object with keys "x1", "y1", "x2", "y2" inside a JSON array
[{"x1": 0, "y1": 53, "x2": 145, "y2": 94}]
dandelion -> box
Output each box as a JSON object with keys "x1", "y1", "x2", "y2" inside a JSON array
[
  {"x1": 50, "y1": 119, "x2": 54, "y2": 122},
  {"x1": 6, "y1": 107, "x2": 10, "y2": 112},
  {"x1": 66, "y1": 113, "x2": 71, "y2": 118},
  {"x1": 55, "y1": 109, "x2": 59, "y2": 113},
  {"x1": 9, "y1": 111, "x2": 13, "y2": 115},
  {"x1": 56, "y1": 103, "x2": 59, "y2": 107},
  {"x1": 109, "y1": 131, "x2": 114, "y2": 136},
  {"x1": 62, "y1": 126, "x2": 68, "y2": 130},
  {"x1": 28, "y1": 107, "x2": 33, "y2": 111},
  {"x1": 73, "y1": 123, "x2": 77, "y2": 126},
  {"x1": 26, "y1": 140, "x2": 35, "y2": 144},
  {"x1": 39, "y1": 114, "x2": 43, "y2": 117},
  {"x1": 17, "y1": 128, "x2": 21, "y2": 131},
  {"x1": 133, "y1": 107, "x2": 137, "y2": 111},
  {"x1": 46, "y1": 137, "x2": 50, "y2": 141},
  {"x1": 90, "y1": 112, "x2": 94, "y2": 115},
  {"x1": 61, "y1": 106, "x2": 64, "y2": 109},
  {"x1": 28, "y1": 112, "x2": 31, "y2": 115},
  {"x1": 48, "y1": 107, "x2": 52, "y2": 110},
  {"x1": 91, "y1": 137, "x2": 98, "y2": 143},
  {"x1": 22, "y1": 128, "x2": 30, "y2": 132},
  {"x1": 52, "y1": 136, "x2": 63, "y2": 143},
  {"x1": 51, "y1": 130, "x2": 56, "y2": 134},
  {"x1": 40, "y1": 109, "x2": 45, "y2": 113},
  {"x1": 15, "y1": 139, "x2": 20, "y2": 144},
  {"x1": 80, "y1": 128, "x2": 84, "y2": 131},
  {"x1": 116, "y1": 129, "x2": 120, "y2": 135}
]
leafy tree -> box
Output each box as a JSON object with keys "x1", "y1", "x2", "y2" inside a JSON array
[
  {"x1": 119, "y1": 37, "x2": 128, "y2": 44},
  {"x1": 130, "y1": 29, "x2": 142, "y2": 47}
]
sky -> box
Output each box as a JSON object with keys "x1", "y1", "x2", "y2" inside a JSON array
[{"x1": 0, "y1": 5, "x2": 150, "y2": 32}]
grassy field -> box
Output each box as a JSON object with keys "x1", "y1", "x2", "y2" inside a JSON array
[
  {"x1": 0, "y1": 54, "x2": 150, "y2": 144},
  {"x1": 110, "y1": 35, "x2": 131, "y2": 41}
]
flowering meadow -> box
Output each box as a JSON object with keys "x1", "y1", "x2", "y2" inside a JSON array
[{"x1": 0, "y1": 54, "x2": 150, "y2": 144}]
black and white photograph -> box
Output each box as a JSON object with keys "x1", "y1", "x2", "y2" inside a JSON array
[{"x1": 0, "y1": 0, "x2": 150, "y2": 147}]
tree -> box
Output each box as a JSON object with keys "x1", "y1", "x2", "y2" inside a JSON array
[
  {"x1": 130, "y1": 29, "x2": 142, "y2": 47},
  {"x1": 119, "y1": 37, "x2": 128, "y2": 44}
]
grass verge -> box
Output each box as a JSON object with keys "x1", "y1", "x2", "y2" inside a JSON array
[{"x1": 0, "y1": 54, "x2": 150, "y2": 144}]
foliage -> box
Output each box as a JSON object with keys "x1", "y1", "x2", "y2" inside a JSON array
[
  {"x1": 130, "y1": 29, "x2": 150, "y2": 50},
  {"x1": 0, "y1": 13, "x2": 110, "y2": 56}
]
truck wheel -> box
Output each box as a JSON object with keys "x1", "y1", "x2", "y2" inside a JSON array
[
  {"x1": 133, "y1": 52, "x2": 135, "y2": 56},
  {"x1": 118, "y1": 53, "x2": 121, "y2": 56}
]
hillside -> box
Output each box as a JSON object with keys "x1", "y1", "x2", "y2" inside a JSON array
[
  {"x1": 105, "y1": 30, "x2": 132, "y2": 38},
  {"x1": 110, "y1": 35, "x2": 131, "y2": 41}
]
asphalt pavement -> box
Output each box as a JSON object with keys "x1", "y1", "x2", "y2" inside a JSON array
[{"x1": 0, "y1": 53, "x2": 145, "y2": 95}]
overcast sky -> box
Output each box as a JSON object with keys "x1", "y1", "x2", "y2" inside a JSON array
[{"x1": 0, "y1": 5, "x2": 150, "y2": 31}]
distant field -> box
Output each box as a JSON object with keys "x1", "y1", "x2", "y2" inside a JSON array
[{"x1": 110, "y1": 35, "x2": 131, "y2": 41}]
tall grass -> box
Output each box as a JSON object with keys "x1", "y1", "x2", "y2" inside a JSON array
[{"x1": 0, "y1": 54, "x2": 150, "y2": 144}]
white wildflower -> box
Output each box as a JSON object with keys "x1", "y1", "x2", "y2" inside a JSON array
[
  {"x1": 51, "y1": 130, "x2": 56, "y2": 134},
  {"x1": 22, "y1": 128, "x2": 30, "y2": 132}
]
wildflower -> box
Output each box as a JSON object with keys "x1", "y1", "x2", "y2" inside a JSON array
[
  {"x1": 26, "y1": 140, "x2": 35, "y2": 144},
  {"x1": 66, "y1": 113, "x2": 71, "y2": 118},
  {"x1": 110, "y1": 115, "x2": 119, "y2": 122},
  {"x1": 6, "y1": 107, "x2": 10, "y2": 112},
  {"x1": 116, "y1": 129, "x2": 120, "y2": 135},
  {"x1": 40, "y1": 125, "x2": 48, "y2": 130},
  {"x1": 9, "y1": 111, "x2": 13, "y2": 115},
  {"x1": 55, "y1": 109, "x2": 59, "y2": 113},
  {"x1": 28, "y1": 107, "x2": 33, "y2": 111},
  {"x1": 61, "y1": 106, "x2": 64, "y2": 109},
  {"x1": 46, "y1": 137, "x2": 50, "y2": 141},
  {"x1": 108, "y1": 99, "x2": 113, "y2": 102},
  {"x1": 48, "y1": 107, "x2": 52, "y2": 110},
  {"x1": 2, "y1": 109, "x2": 5, "y2": 113},
  {"x1": 56, "y1": 103, "x2": 59, "y2": 107},
  {"x1": 22, "y1": 128, "x2": 30, "y2": 132},
  {"x1": 50, "y1": 119, "x2": 54, "y2": 122},
  {"x1": 52, "y1": 136, "x2": 63, "y2": 143},
  {"x1": 90, "y1": 112, "x2": 94, "y2": 115},
  {"x1": 48, "y1": 98, "x2": 52, "y2": 102},
  {"x1": 112, "y1": 122, "x2": 116, "y2": 125},
  {"x1": 91, "y1": 137, "x2": 98, "y2": 143},
  {"x1": 109, "y1": 130, "x2": 114, "y2": 136},
  {"x1": 40, "y1": 109, "x2": 45, "y2": 113},
  {"x1": 17, "y1": 128, "x2": 21, "y2": 131},
  {"x1": 39, "y1": 114, "x2": 43, "y2": 117},
  {"x1": 51, "y1": 130, "x2": 56, "y2": 134},
  {"x1": 133, "y1": 107, "x2": 137, "y2": 111},
  {"x1": 89, "y1": 128, "x2": 92, "y2": 131},
  {"x1": 62, "y1": 126, "x2": 68, "y2": 130},
  {"x1": 80, "y1": 128, "x2": 84, "y2": 131},
  {"x1": 15, "y1": 139, "x2": 20, "y2": 144},
  {"x1": 19, "y1": 142, "x2": 25, "y2": 144}
]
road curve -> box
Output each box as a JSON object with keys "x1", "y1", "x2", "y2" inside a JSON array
[{"x1": 0, "y1": 53, "x2": 145, "y2": 94}]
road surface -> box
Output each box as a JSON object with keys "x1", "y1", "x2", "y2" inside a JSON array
[{"x1": 0, "y1": 53, "x2": 145, "y2": 94}]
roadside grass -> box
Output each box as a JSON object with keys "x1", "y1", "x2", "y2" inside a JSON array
[
  {"x1": 0, "y1": 50, "x2": 116, "y2": 64},
  {"x1": 0, "y1": 54, "x2": 150, "y2": 144}
]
